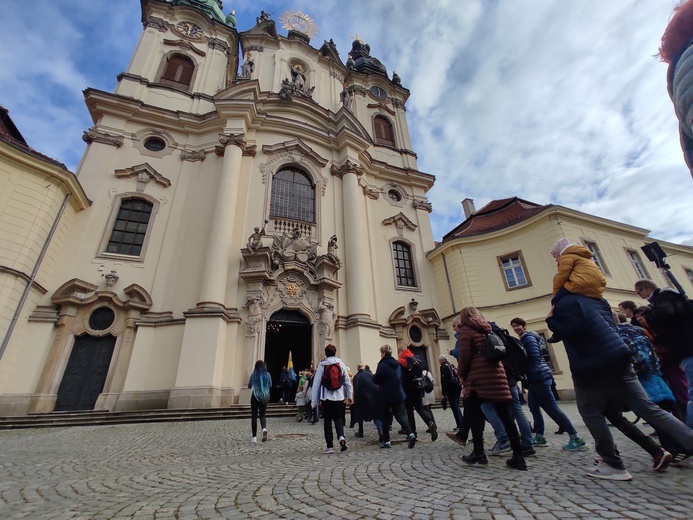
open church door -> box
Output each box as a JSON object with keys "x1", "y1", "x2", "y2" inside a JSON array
[{"x1": 264, "y1": 310, "x2": 312, "y2": 403}]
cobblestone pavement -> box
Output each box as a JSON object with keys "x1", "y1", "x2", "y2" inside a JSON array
[{"x1": 0, "y1": 402, "x2": 691, "y2": 519}]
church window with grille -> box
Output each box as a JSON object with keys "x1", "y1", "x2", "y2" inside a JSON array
[
  {"x1": 374, "y1": 115, "x2": 396, "y2": 147},
  {"x1": 269, "y1": 167, "x2": 315, "y2": 223},
  {"x1": 160, "y1": 54, "x2": 194, "y2": 90},
  {"x1": 393, "y1": 241, "x2": 417, "y2": 288},
  {"x1": 105, "y1": 198, "x2": 153, "y2": 256}
]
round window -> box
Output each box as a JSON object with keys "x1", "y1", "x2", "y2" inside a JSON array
[
  {"x1": 89, "y1": 307, "x2": 115, "y2": 331},
  {"x1": 144, "y1": 137, "x2": 166, "y2": 151},
  {"x1": 388, "y1": 189, "x2": 402, "y2": 202},
  {"x1": 409, "y1": 325, "x2": 422, "y2": 343}
]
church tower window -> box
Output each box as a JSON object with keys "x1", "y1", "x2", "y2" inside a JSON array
[
  {"x1": 269, "y1": 167, "x2": 315, "y2": 223},
  {"x1": 160, "y1": 54, "x2": 195, "y2": 90},
  {"x1": 374, "y1": 115, "x2": 396, "y2": 147},
  {"x1": 393, "y1": 241, "x2": 417, "y2": 288},
  {"x1": 105, "y1": 198, "x2": 153, "y2": 257}
]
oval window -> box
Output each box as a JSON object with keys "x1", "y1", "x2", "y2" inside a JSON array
[
  {"x1": 409, "y1": 325, "x2": 422, "y2": 343},
  {"x1": 144, "y1": 137, "x2": 166, "y2": 151},
  {"x1": 388, "y1": 189, "x2": 402, "y2": 202},
  {"x1": 89, "y1": 307, "x2": 115, "y2": 331}
]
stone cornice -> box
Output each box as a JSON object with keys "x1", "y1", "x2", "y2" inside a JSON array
[
  {"x1": 163, "y1": 38, "x2": 206, "y2": 57},
  {"x1": 412, "y1": 199, "x2": 433, "y2": 213},
  {"x1": 115, "y1": 163, "x2": 171, "y2": 190},
  {"x1": 382, "y1": 212, "x2": 417, "y2": 232}
]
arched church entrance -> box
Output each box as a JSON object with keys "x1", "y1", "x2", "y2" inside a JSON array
[{"x1": 265, "y1": 309, "x2": 312, "y2": 403}]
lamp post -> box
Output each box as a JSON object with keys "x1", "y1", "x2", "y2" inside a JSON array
[{"x1": 641, "y1": 242, "x2": 686, "y2": 296}]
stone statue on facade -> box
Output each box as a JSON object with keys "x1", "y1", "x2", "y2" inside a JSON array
[
  {"x1": 392, "y1": 70, "x2": 402, "y2": 86},
  {"x1": 240, "y1": 52, "x2": 255, "y2": 79},
  {"x1": 246, "y1": 226, "x2": 263, "y2": 253},
  {"x1": 243, "y1": 294, "x2": 266, "y2": 334},
  {"x1": 271, "y1": 227, "x2": 318, "y2": 270},
  {"x1": 340, "y1": 84, "x2": 352, "y2": 111},
  {"x1": 278, "y1": 63, "x2": 315, "y2": 100},
  {"x1": 319, "y1": 300, "x2": 335, "y2": 339},
  {"x1": 257, "y1": 10, "x2": 273, "y2": 24},
  {"x1": 326, "y1": 234, "x2": 341, "y2": 266}
]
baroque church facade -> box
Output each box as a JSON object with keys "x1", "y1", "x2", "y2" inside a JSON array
[{"x1": 0, "y1": 0, "x2": 452, "y2": 415}]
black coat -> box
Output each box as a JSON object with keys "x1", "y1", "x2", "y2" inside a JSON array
[
  {"x1": 352, "y1": 369, "x2": 378, "y2": 422},
  {"x1": 644, "y1": 288, "x2": 693, "y2": 362},
  {"x1": 373, "y1": 354, "x2": 406, "y2": 405},
  {"x1": 546, "y1": 293, "x2": 632, "y2": 382}
]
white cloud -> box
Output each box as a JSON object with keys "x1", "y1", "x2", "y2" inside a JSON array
[{"x1": 1, "y1": 0, "x2": 690, "y2": 246}]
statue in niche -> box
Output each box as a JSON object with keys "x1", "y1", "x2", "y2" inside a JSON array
[
  {"x1": 319, "y1": 300, "x2": 335, "y2": 338},
  {"x1": 279, "y1": 63, "x2": 315, "y2": 100},
  {"x1": 240, "y1": 52, "x2": 255, "y2": 79},
  {"x1": 291, "y1": 64, "x2": 306, "y2": 90},
  {"x1": 340, "y1": 84, "x2": 352, "y2": 111},
  {"x1": 243, "y1": 294, "x2": 266, "y2": 334}
]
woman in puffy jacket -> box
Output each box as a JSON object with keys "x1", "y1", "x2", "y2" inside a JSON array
[{"x1": 457, "y1": 306, "x2": 526, "y2": 470}]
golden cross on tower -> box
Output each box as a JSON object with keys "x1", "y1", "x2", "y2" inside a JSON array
[{"x1": 351, "y1": 34, "x2": 363, "y2": 42}]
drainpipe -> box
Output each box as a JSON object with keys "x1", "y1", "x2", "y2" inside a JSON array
[
  {"x1": 0, "y1": 193, "x2": 71, "y2": 361},
  {"x1": 441, "y1": 251, "x2": 456, "y2": 315}
]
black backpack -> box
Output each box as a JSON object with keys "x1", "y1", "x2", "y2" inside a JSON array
[
  {"x1": 405, "y1": 356, "x2": 426, "y2": 390},
  {"x1": 481, "y1": 332, "x2": 506, "y2": 362},
  {"x1": 494, "y1": 327, "x2": 529, "y2": 381},
  {"x1": 446, "y1": 362, "x2": 461, "y2": 388}
]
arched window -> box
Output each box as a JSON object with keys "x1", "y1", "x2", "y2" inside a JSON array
[
  {"x1": 374, "y1": 115, "x2": 395, "y2": 147},
  {"x1": 269, "y1": 167, "x2": 315, "y2": 223},
  {"x1": 105, "y1": 198, "x2": 153, "y2": 256},
  {"x1": 160, "y1": 54, "x2": 194, "y2": 90},
  {"x1": 393, "y1": 241, "x2": 416, "y2": 288}
]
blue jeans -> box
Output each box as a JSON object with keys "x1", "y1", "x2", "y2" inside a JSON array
[
  {"x1": 509, "y1": 384, "x2": 533, "y2": 448},
  {"x1": 481, "y1": 401, "x2": 507, "y2": 443},
  {"x1": 681, "y1": 355, "x2": 693, "y2": 429},
  {"x1": 528, "y1": 380, "x2": 577, "y2": 436}
]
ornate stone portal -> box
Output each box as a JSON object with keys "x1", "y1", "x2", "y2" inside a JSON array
[{"x1": 239, "y1": 230, "x2": 341, "y2": 380}]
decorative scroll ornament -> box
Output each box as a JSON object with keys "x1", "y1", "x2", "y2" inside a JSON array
[{"x1": 82, "y1": 127, "x2": 124, "y2": 147}]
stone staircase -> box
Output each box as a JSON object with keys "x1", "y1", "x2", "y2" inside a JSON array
[{"x1": 0, "y1": 403, "x2": 300, "y2": 430}]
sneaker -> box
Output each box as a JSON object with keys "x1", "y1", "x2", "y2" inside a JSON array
[
  {"x1": 522, "y1": 447, "x2": 537, "y2": 457},
  {"x1": 446, "y1": 431, "x2": 467, "y2": 447},
  {"x1": 429, "y1": 422, "x2": 438, "y2": 442},
  {"x1": 532, "y1": 436, "x2": 548, "y2": 447},
  {"x1": 489, "y1": 441, "x2": 511, "y2": 456},
  {"x1": 324, "y1": 447, "x2": 335, "y2": 455},
  {"x1": 407, "y1": 433, "x2": 417, "y2": 449},
  {"x1": 354, "y1": 431, "x2": 364, "y2": 438},
  {"x1": 563, "y1": 437, "x2": 587, "y2": 451},
  {"x1": 380, "y1": 441, "x2": 392, "y2": 449},
  {"x1": 652, "y1": 450, "x2": 673, "y2": 472},
  {"x1": 339, "y1": 437, "x2": 348, "y2": 452},
  {"x1": 262, "y1": 429, "x2": 268, "y2": 442},
  {"x1": 671, "y1": 453, "x2": 692, "y2": 468},
  {"x1": 586, "y1": 462, "x2": 633, "y2": 481},
  {"x1": 251, "y1": 437, "x2": 257, "y2": 444}
]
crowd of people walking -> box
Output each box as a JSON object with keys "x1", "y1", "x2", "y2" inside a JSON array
[{"x1": 248, "y1": 237, "x2": 693, "y2": 481}]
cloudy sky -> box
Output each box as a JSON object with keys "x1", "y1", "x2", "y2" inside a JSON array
[{"x1": 1, "y1": 0, "x2": 691, "y2": 244}]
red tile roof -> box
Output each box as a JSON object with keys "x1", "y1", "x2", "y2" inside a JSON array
[{"x1": 442, "y1": 197, "x2": 549, "y2": 241}]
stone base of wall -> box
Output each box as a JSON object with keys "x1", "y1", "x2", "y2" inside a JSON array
[
  {"x1": 167, "y1": 386, "x2": 237, "y2": 409},
  {"x1": 0, "y1": 394, "x2": 32, "y2": 416},
  {"x1": 114, "y1": 390, "x2": 171, "y2": 412}
]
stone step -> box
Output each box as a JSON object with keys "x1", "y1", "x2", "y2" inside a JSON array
[{"x1": 0, "y1": 404, "x2": 300, "y2": 430}]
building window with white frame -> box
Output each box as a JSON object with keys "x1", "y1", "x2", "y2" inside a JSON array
[
  {"x1": 583, "y1": 239, "x2": 609, "y2": 275},
  {"x1": 626, "y1": 249, "x2": 649, "y2": 279},
  {"x1": 393, "y1": 241, "x2": 417, "y2": 288},
  {"x1": 684, "y1": 267, "x2": 693, "y2": 286},
  {"x1": 498, "y1": 252, "x2": 531, "y2": 290}
]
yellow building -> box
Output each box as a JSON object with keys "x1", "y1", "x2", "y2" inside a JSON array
[{"x1": 427, "y1": 197, "x2": 693, "y2": 398}]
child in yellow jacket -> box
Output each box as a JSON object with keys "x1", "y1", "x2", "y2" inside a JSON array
[{"x1": 550, "y1": 238, "x2": 606, "y2": 300}]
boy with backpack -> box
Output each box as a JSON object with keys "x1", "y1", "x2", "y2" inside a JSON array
[{"x1": 311, "y1": 344, "x2": 353, "y2": 454}]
